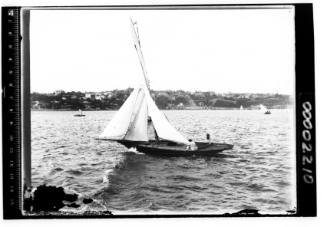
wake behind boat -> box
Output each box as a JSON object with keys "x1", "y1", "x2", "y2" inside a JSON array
[{"x1": 98, "y1": 19, "x2": 233, "y2": 156}]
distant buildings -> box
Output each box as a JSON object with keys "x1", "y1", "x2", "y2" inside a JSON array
[
  {"x1": 54, "y1": 90, "x2": 65, "y2": 95},
  {"x1": 84, "y1": 92, "x2": 111, "y2": 100},
  {"x1": 103, "y1": 91, "x2": 113, "y2": 98},
  {"x1": 31, "y1": 100, "x2": 47, "y2": 109},
  {"x1": 85, "y1": 93, "x2": 95, "y2": 100},
  {"x1": 31, "y1": 101, "x2": 41, "y2": 109},
  {"x1": 95, "y1": 94, "x2": 105, "y2": 100},
  {"x1": 176, "y1": 103, "x2": 184, "y2": 110}
]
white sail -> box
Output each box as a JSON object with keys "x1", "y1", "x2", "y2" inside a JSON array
[
  {"x1": 145, "y1": 90, "x2": 191, "y2": 145},
  {"x1": 124, "y1": 89, "x2": 148, "y2": 141},
  {"x1": 130, "y1": 19, "x2": 190, "y2": 144},
  {"x1": 100, "y1": 86, "x2": 191, "y2": 144},
  {"x1": 99, "y1": 19, "x2": 192, "y2": 146},
  {"x1": 240, "y1": 105, "x2": 244, "y2": 110},
  {"x1": 99, "y1": 88, "x2": 140, "y2": 140},
  {"x1": 260, "y1": 104, "x2": 268, "y2": 112}
]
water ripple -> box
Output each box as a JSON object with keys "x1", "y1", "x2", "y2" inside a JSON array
[{"x1": 32, "y1": 110, "x2": 296, "y2": 213}]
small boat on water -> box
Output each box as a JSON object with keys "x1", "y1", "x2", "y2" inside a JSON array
[
  {"x1": 240, "y1": 105, "x2": 244, "y2": 110},
  {"x1": 260, "y1": 104, "x2": 271, "y2": 114},
  {"x1": 98, "y1": 19, "x2": 233, "y2": 156},
  {"x1": 74, "y1": 109, "x2": 86, "y2": 117}
]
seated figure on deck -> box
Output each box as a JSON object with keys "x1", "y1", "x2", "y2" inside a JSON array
[
  {"x1": 206, "y1": 133, "x2": 211, "y2": 144},
  {"x1": 187, "y1": 139, "x2": 198, "y2": 151}
]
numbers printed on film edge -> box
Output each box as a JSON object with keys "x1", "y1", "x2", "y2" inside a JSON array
[
  {"x1": 2, "y1": 7, "x2": 23, "y2": 218},
  {"x1": 301, "y1": 101, "x2": 314, "y2": 184},
  {"x1": 297, "y1": 93, "x2": 316, "y2": 216}
]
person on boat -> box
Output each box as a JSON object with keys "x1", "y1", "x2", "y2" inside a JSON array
[
  {"x1": 190, "y1": 143, "x2": 197, "y2": 150},
  {"x1": 187, "y1": 139, "x2": 192, "y2": 150},
  {"x1": 206, "y1": 133, "x2": 211, "y2": 144},
  {"x1": 187, "y1": 139, "x2": 197, "y2": 151}
]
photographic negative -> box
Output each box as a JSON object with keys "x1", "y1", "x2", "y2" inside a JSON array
[{"x1": 2, "y1": 4, "x2": 316, "y2": 218}]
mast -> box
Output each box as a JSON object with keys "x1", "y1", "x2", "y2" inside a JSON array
[
  {"x1": 99, "y1": 19, "x2": 191, "y2": 145},
  {"x1": 130, "y1": 19, "x2": 159, "y2": 142},
  {"x1": 130, "y1": 18, "x2": 150, "y2": 89}
]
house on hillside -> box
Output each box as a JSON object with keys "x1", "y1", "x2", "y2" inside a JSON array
[
  {"x1": 54, "y1": 90, "x2": 65, "y2": 95},
  {"x1": 85, "y1": 93, "x2": 95, "y2": 100},
  {"x1": 176, "y1": 102, "x2": 185, "y2": 110},
  {"x1": 31, "y1": 100, "x2": 47, "y2": 109},
  {"x1": 95, "y1": 94, "x2": 105, "y2": 100}
]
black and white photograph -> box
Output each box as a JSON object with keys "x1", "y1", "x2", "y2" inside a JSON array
[
  {"x1": 1, "y1": 3, "x2": 317, "y2": 219},
  {"x1": 27, "y1": 6, "x2": 297, "y2": 215}
]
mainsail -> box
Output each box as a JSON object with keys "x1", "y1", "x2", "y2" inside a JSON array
[
  {"x1": 99, "y1": 19, "x2": 191, "y2": 145},
  {"x1": 144, "y1": 89, "x2": 190, "y2": 144}
]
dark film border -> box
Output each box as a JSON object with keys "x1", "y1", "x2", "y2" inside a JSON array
[
  {"x1": 2, "y1": 7, "x2": 23, "y2": 219},
  {"x1": 295, "y1": 4, "x2": 316, "y2": 217},
  {"x1": 2, "y1": 4, "x2": 315, "y2": 218}
]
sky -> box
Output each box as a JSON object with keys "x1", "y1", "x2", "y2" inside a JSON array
[{"x1": 30, "y1": 7, "x2": 295, "y2": 94}]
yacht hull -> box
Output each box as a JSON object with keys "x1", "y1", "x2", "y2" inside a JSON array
[{"x1": 118, "y1": 140, "x2": 233, "y2": 156}]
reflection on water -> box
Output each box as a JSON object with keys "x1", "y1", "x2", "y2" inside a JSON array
[{"x1": 32, "y1": 109, "x2": 296, "y2": 214}]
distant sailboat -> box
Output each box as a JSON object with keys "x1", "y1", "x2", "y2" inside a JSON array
[
  {"x1": 98, "y1": 19, "x2": 233, "y2": 156},
  {"x1": 260, "y1": 104, "x2": 271, "y2": 114},
  {"x1": 74, "y1": 109, "x2": 86, "y2": 117},
  {"x1": 240, "y1": 105, "x2": 244, "y2": 110}
]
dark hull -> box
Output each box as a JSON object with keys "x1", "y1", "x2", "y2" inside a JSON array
[
  {"x1": 74, "y1": 114, "x2": 86, "y2": 117},
  {"x1": 117, "y1": 140, "x2": 148, "y2": 148},
  {"x1": 118, "y1": 140, "x2": 233, "y2": 157}
]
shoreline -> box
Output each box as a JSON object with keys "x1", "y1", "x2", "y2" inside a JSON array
[{"x1": 31, "y1": 107, "x2": 291, "y2": 111}]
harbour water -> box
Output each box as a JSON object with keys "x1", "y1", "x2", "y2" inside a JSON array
[{"x1": 31, "y1": 109, "x2": 296, "y2": 214}]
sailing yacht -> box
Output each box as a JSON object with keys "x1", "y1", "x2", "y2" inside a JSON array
[
  {"x1": 260, "y1": 104, "x2": 271, "y2": 114},
  {"x1": 74, "y1": 109, "x2": 85, "y2": 117},
  {"x1": 98, "y1": 19, "x2": 233, "y2": 156}
]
